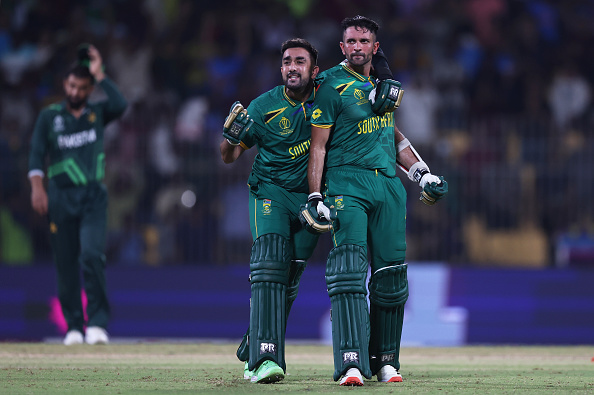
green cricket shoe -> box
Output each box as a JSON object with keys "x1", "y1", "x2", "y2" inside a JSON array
[
  {"x1": 243, "y1": 361, "x2": 254, "y2": 380},
  {"x1": 250, "y1": 360, "x2": 285, "y2": 384}
]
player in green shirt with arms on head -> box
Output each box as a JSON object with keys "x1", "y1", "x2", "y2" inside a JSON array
[
  {"x1": 28, "y1": 44, "x2": 127, "y2": 346},
  {"x1": 305, "y1": 16, "x2": 448, "y2": 386}
]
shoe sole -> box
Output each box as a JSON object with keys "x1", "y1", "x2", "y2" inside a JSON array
[
  {"x1": 379, "y1": 376, "x2": 403, "y2": 382},
  {"x1": 340, "y1": 377, "x2": 364, "y2": 386},
  {"x1": 255, "y1": 373, "x2": 284, "y2": 384}
]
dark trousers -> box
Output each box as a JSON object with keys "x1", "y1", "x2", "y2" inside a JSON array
[{"x1": 48, "y1": 181, "x2": 110, "y2": 332}]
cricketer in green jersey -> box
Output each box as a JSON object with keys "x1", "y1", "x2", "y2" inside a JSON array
[
  {"x1": 220, "y1": 38, "x2": 322, "y2": 384},
  {"x1": 306, "y1": 16, "x2": 449, "y2": 386},
  {"x1": 28, "y1": 45, "x2": 127, "y2": 346}
]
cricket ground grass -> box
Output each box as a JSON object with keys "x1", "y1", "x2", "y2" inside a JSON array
[{"x1": 1, "y1": 342, "x2": 593, "y2": 394}]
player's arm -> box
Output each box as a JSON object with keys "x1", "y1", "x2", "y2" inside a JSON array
[
  {"x1": 220, "y1": 101, "x2": 253, "y2": 164},
  {"x1": 28, "y1": 112, "x2": 49, "y2": 215},
  {"x1": 308, "y1": 125, "x2": 329, "y2": 195},
  {"x1": 303, "y1": 124, "x2": 334, "y2": 224},
  {"x1": 220, "y1": 139, "x2": 245, "y2": 164},
  {"x1": 394, "y1": 125, "x2": 448, "y2": 205},
  {"x1": 299, "y1": 124, "x2": 335, "y2": 232},
  {"x1": 29, "y1": 175, "x2": 48, "y2": 215},
  {"x1": 369, "y1": 46, "x2": 404, "y2": 115},
  {"x1": 87, "y1": 45, "x2": 127, "y2": 122}
]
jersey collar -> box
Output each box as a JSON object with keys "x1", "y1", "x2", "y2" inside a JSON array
[
  {"x1": 282, "y1": 85, "x2": 316, "y2": 106},
  {"x1": 59, "y1": 101, "x2": 91, "y2": 116},
  {"x1": 340, "y1": 61, "x2": 373, "y2": 83}
]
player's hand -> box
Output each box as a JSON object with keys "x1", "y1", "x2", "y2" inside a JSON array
[
  {"x1": 419, "y1": 175, "x2": 448, "y2": 206},
  {"x1": 31, "y1": 187, "x2": 48, "y2": 215},
  {"x1": 300, "y1": 193, "x2": 337, "y2": 234},
  {"x1": 87, "y1": 45, "x2": 105, "y2": 81},
  {"x1": 223, "y1": 101, "x2": 253, "y2": 145},
  {"x1": 308, "y1": 192, "x2": 332, "y2": 221},
  {"x1": 369, "y1": 79, "x2": 403, "y2": 115}
]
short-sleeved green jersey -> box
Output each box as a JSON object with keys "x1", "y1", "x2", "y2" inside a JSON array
[
  {"x1": 28, "y1": 78, "x2": 127, "y2": 188},
  {"x1": 311, "y1": 62, "x2": 397, "y2": 177},
  {"x1": 241, "y1": 85, "x2": 315, "y2": 193}
]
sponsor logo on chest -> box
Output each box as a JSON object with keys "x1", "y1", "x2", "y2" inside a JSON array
[{"x1": 57, "y1": 128, "x2": 97, "y2": 149}]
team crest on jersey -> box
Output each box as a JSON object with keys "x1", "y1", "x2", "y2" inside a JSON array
[
  {"x1": 335, "y1": 196, "x2": 344, "y2": 210},
  {"x1": 279, "y1": 116, "x2": 293, "y2": 135},
  {"x1": 50, "y1": 222, "x2": 58, "y2": 234},
  {"x1": 354, "y1": 88, "x2": 368, "y2": 105},
  {"x1": 53, "y1": 116, "x2": 65, "y2": 132},
  {"x1": 88, "y1": 112, "x2": 96, "y2": 123},
  {"x1": 262, "y1": 199, "x2": 272, "y2": 215}
]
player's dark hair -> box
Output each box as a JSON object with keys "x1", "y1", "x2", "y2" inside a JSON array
[
  {"x1": 341, "y1": 15, "x2": 380, "y2": 36},
  {"x1": 281, "y1": 38, "x2": 318, "y2": 65},
  {"x1": 65, "y1": 64, "x2": 95, "y2": 84}
]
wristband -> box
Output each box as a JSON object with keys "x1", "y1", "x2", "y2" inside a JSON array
[
  {"x1": 396, "y1": 138, "x2": 411, "y2": 153},
  {"x1": 407, "y1": 161, "x2": 430, "y2": 184},
  {"x1": 308, "y1": 192, "x2": 323, "y2": 201}
]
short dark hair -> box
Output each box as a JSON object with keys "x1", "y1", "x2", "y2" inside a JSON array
[
  {"x1": 340, "y1": 15, "x2": 380, "y2": 36},
  {"x1": 281, "y1": 38, "x2": 318, "y2": 65},
  {"x1": 65, "y1": 64, "x2": 95, "y2": 84}
]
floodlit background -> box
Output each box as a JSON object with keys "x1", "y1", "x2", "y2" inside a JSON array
[{"x1": 1, "y1": 0, "x2": 593, "y2": 344}]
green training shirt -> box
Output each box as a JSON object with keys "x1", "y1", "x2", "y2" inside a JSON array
[
  {"x1": 28, "y1": 77, "x2": 127, "y2": 188},
  {"x1": 311, "y1": 62, "x2": 397, "y2": 177},
  {"x1": 240, "y1": 85, "x2": 316, "y2": 193}
]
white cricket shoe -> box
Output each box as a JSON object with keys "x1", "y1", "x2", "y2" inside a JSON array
[
  {"x1": 63, "y1": 330, "x2": 84, "y2": 345},
  {"x1": 377, "y1": 365, "x2": 403, "y2": 382},
  {"x1": 85, "y1": 326, "x2": 110, "y2": 345},
  {"x1": 339, "y1": 367, "x2": 364, "y2": 386}
]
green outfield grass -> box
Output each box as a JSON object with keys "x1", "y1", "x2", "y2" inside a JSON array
[{"x1": 1, "y1": 342, "x2": 593, "y2": 394}]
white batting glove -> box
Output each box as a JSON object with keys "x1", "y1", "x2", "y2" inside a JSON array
[
  {"x1": 419, "y1": 173, "x2": 442, "y2": 189},
  {"x1": 307, "y1": 192, "x2": 332, "y2": 221}
]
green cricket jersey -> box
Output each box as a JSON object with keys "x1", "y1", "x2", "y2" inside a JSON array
[
  {"x1": 311, "y1": 62, "x2": 397, "y2": 177},
  {"x1": 240, "y1": 85, "x2": 315, "y2": 193},
  {"x1": 28, "y1": 78, "x2": 127, "y2": 187}
]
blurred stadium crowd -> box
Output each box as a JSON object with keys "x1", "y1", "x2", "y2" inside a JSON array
[{"x1": 1, "y1": 0, "x2": 593, "y2": 267}]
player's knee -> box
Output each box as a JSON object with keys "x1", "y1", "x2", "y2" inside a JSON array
[
  {"x1": 250, "y1": 234, "x2": 291, "y2": 284},
  {"x1": 326, "y1": 244, "x2": 368, "y2": 296},
  {"x1": 369, "y1": 264, "x2": 408, "y2": 307},
  {"x1": 79, "y1": 249, "x2": 105, "y2": 267}
]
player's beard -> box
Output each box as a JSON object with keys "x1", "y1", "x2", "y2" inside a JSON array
[
  {"x1": 284, "y1": 72, "x2": 311, "y2": 94},
  {"x1": 347, "y1": 51, "x2": 372, "y2": 67},
  {"x1": 67, "y1": 96, "x2": 87, "y2": 110}
]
